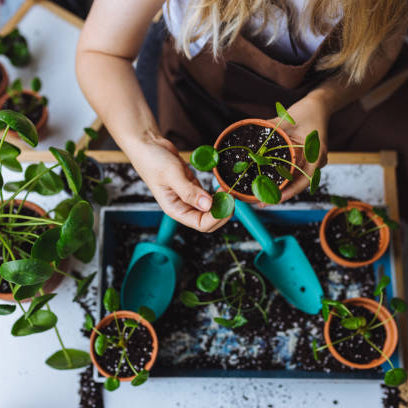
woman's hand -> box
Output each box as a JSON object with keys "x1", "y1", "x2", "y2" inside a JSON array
[
  {"x1": 129, "y1": 135, "x2": 232, "y2": 232},
  {"x1": 268, "y1": 95, "x2": 330, "y2": 203}
]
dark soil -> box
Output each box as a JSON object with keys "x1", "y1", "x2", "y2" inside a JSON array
[
  {"x1": 2, "y1": 93, "x2": 43, "y2": 125},
  {"x1": 381, "y1": 384, "x2": 408, "y2": 408},
  {"x1": 94, "y1": 318, "x2": 153, "y2": 377},
  {"x1": 217, "y1": 124, "x2": 291, "y2": 195},
  {"x1": 78, "y1": 365, "x2": 104, "y2": 408},
  {"x1": 329, "y1": 305, "x2": 386, "y2": 364},
  {"x1": 326, "y1": 212, "x2": 380, "y2": 262}
]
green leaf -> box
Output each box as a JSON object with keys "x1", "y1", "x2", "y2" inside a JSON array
[
  {"x1": 252, "y1": 175, "x2": 281, "y2": 204},
  {"x1": 0, "y1": 141, "x2": 21, "y2": 171},
  {"x1": 312, "y1": 339, "x2": 319, "y2": 361},
  {"x1": 138, "y1": 306, "x2": 156, "y2": 322},
  {"x1": 31, "y1": 77, "x2": 42, "y2": 93},
  {"x1": 1, "y1": 157, "x2": 22, "y2": 172},
  {"x1": 49, "y1": 147, "x2": 82, "y2": 195},
  {"x1": 214, "y1": 314, "x2": 248, "y2": 329},
  {"x1": 12, "y1": 283, "x2": 42, "y2": 301},
  {"x1": 0, "y1": 304, "x2": 16, "y2": 315},
  {"x1": 390, "y1": 297, "x2": 407, "y2": 313},
  {"x1": 338, "y1": 243, "x2": 357, "y2": 259},
  {"x1": 180, "y1": 291, "x2": 200, "y2": 308},
  {"x1": 384, "y1": 218, "x2": 399, "y2": 231},
  {"x1": 10, "y1": 78, "x2": 22, "y2": 92},
  {"x1": 304, "y1": 130, "x2": 320, "y2": 163},
  {"x1": 196, "y1": 272, "x2": 220, "y2": 293},
  {"x1": 276, "y1": 102, "x2": 295, "y2": 125},
  {"x1": 73, "y1": 232, "x2": 96, "y2": 264},
  {"x1": 231, "y1": 314, "x2": 248, "y2": 328},
  {"x1": 233, "y1": 161, "x2": 249, "y2": 173},
  {"x1": 131, "y1": 369, "x2": 149, "y2": 386},
  {"x1": 190, "y1": 145, "x2": 219, "y2": 171},
  {"x1": 373, "y1": 207, "x2": 388, "y2": 219},
  {"x1": 322, "y1": 302, "x2": 329, "y2": 321},
  {"x1": 340, "y1": 316, "x2": 366, "y2": 330},
  {"x1": 26, "y1": 293, "x2": 56, "y2": 319},
  {"x1": 309, "y1": 168, "x2": 321, "y2": 195},
  {"x1": 3, "y1": 181, "x2": 24, "y2": 192},
  {"x1": 104, "y1": 377, "x2": 120, "y2": 391},
  {"x1": 12, "y1": 310, "x2": 57, "y2": 336},
  {"x1": 46, "y1": 349, "x2": 91, "y2": 370},
  {"x1": 103, "y1": 288, "x2": 120, "y2": 312},
  {"x1": 210, "y1": 192, "x2": 235, "y2": 219},
  {"x1": 65, "y1": 140, "x2": 76, "y2": 156},
  {"x1": 84, "y1": 127, "x2": 99, "y2": 140},
  {"x1": 84, "y1": 313, "x2": 94, "y2": 331},
  {"x1": 24, "y1": 163, "x2": 64, "y2": 195},
  {"x1": 0, "y1": 259, "x2": 54, "y2": 286},
  {"x1": 384, "y1": 368, "x2": 407, "y2": 387},
  {"x1": 323, "y1": 299, "x2": 352, "y2": 318},
  {"x1": 74, "y1": 272, "x2": 96, "y2": 302},
  {"x1": 53, "y1": 197, "x2": 81, "y2": 222},
  {"x1": 101, "y1": 177, "x2": 112, "y2": 185},
  {"x1": 92, "y1": 184, "x2": 109, "y2": 205},
  {"x1": 124, "y1": 319, "x2": 139, "y2": 328},
  {"x1": 95, "y1": 335, "x2": 108, "y2": 356},
  {"x1": 330, "y1": 195, "x2": 348, "y2": 208},
  {"x1": 0, "y1": 110, "x2": 38, "y2": 147},
  {"x1": 275, "y1": 165, "x2": 293, "y2": 181},
  {"x1": 248, "y1": 152, "x2": 272, "y2": 166},
  {"x1": 31, "y1": 227, "x2": 61, "y2": 263},
  {"x1": 347, "y1": 208, "x2": 363, "y2": 226},
  {"x1": 374, "y1": 275, "x2": 390, "y2": 296}
]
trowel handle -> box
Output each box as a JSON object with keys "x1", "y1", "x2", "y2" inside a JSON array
[
  {"x1": 156, "y1": 214, "x2": 178, "y2": 246},
  {"x1": 234, "y1": 199, "x2": 278, "y2": 257}
]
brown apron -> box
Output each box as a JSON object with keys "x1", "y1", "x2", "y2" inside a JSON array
[{"x1": 157, "y1": 27, "x2": 408, "y2": 216}]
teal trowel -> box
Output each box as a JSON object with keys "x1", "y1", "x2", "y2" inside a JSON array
[{"x1": 121, "y1": 214, "x2": 182, "y2": 319}]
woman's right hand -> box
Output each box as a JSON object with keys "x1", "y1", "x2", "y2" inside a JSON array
[{"x1": 130, "y1": 135, "x2": 232, "y2": 232}]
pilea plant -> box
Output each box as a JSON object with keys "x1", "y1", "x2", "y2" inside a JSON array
[
  {"x1": 312, "y1": 276, "x2": 407, "y2": 387},
  {"x1": 190, "y1": 102, "x2": 321, "y2": 218},
  {"x1": 0, "y1": 109, "x2": 98, "y2": 371},
  {"x1": 180, "y1": 235, "x2": 268, "y2": 328},
  {"x1": 330, "y1": 196, "x2": 398, "y2": 259},
  {"x1": 0, "y1": 28, "x2": 31, "y2": 67},
  {"x1": 89, "y1": 288, "x2": 156, "y2": 391}
]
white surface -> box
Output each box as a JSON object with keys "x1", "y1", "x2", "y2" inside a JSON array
[
  {"x1": 0, "y1": 4, "x2": 97, "y2": 149},
  {"x1": 0, "y1": 162, "x2": 389, "y2": 407}
]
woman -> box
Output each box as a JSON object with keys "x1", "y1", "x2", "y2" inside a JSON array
[{"x1": 76, "y1": 0, "x2": 408, "y2": 231}]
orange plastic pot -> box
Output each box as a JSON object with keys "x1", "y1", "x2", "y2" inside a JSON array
[
  {"x1": 319, "y1": 201, "x2": 390, "y2": 268},
  {"x1": 324, "y1": 297, "x2": 398, "y2": 369},
  {"x1": 90, "y1": 311, "x2": 159, "y2": 381},
  {"x1": 0, "y1": 63, "x2": 9, "y2": 96},
  {"x1": 0, "y1": 199, "x2": 64, "y2": 302},
  {"x1": 213, "y1": 118, "x2": 296, "y2": 203}
]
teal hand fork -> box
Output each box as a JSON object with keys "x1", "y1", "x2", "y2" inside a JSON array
[{"x1": 121, "y1": 214, "x2": 182, "y2": 319}]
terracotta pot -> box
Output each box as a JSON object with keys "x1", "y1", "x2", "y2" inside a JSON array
[
  {"x1": 0, "y1": 90, "x2": 48, "y2": 140},
  {"x1": 324, "y1": 297, "x2": 398, "y2": 369},
  {"x1": 90, "y1": 311, "x2": 159, "y2": 381},
  {"x1": 0, "y1": 63, "x2": 9, "y2": 96},
  {"x1": 0, "y1": 199, "x2": 64, "y2": 302},
  {"x1": 213, "y1": 118, "x2": 296, "y2": 203},
  {"x1": 319, "y1": 201, "x2": 390, "y2": 268}
]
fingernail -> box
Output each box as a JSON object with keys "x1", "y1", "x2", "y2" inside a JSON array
[{"x1": 198, "y1": 196, "x2": 211, "y2": 211}]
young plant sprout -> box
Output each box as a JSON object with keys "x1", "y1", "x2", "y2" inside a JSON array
[
  {"x1": 330, "y1": 196, "x2": 398, "y2": 259},
  {"x1": 312, "y1": 276, "x2": 407, "y2": 387},
  {"x1": 190, "y1": 102, "x2": 321, "y2": 218},
  {"x1": 0, "y1": 28, "x2": 31, "y2": 67},
  {"x1": 180, "y1": 235, "x2": 268, "y2": 328},
  {"x1": 90, "y1": 288, "x2": 156, "y2": 391}
]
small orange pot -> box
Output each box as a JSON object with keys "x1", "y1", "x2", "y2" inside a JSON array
[
  {"x1": 319, "y1": 201, "x2": 390, "y2": 268},
  {"x1": 90, "y1": 311, "x2": 159, "y2": 381},
  {"x1": 324, "y1": 297, "x2": 398, "y2": 369},
  {"x1": 0, "y1": 199, "x2": 64, "y2": 302},
  {"x1": 213, "y1": 118, "x2": 296, "y2": 203},
  {"x1": 0, "y1": 63, "x2": 9, "y2": 96},
  {"x1": 0, "y1": 90, "x2": 48, "y2": 140}
]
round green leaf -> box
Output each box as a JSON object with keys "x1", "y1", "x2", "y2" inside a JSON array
[
  {"x1": 84, "y1": 313, "x2": 94, "y2": 331},
  {"x1": 347, "y1": 208, "x2": 363, "y2": 226},
  {"x1": 31, "y1": 77, "x2": 42, "y2": 93},
  {"x1": 0, "y1": 141, "x2": 21, "y2": 172},
  {"x1": 12, "y1": 310, "x2": 57, "y2": 336},
  {"x1": 24, "y1": 163, "x2": 64, "y2": 196},
  {"x1": 138, "y1": 306, "x2": 156, "y2": 322},
  {"x1": 95, "y1": 335, "x2": 108, "y2": 356},
  {"x1": 131, "y1": 370, "x2": 149, "y2": 386},
  {"x1": 31, "y1": 227, "x2": 61, "y2": 263},
  {"x1": 180, "y1": 291, "x2": 200, "y2": 308},
  {"x1": 103, "y1": 288, "x2": 120, "y2": 312},
  {"x1": 0, "y1": 304, "x2": 16, "y2": 315},
  {"x1": 276, "y1": 102, "x2": 295, "y2": 125},
  {"x1": 340, "y1": 316, "x2": 366, "y2": 330},
  {"x1": 374, "y1": 275, "x2": 390, "y2": 296},
  {"x1": 196, "y1": 272, "x2": 220, "y2": 293},
  {"x1": 0, "y1": 259, "x2": 54, "y2": 286},
  {"x1": 46, "y1": 349, "x2": 91, "y2": 370},
  {"x1": 309, "y1": 168, "x2": 321, "y2": 195},
  {"x1": 12, "y1": 283, "x2": 43, "y2": 301},
  {"x1": 275, "y1": 165, "x2": 293, "y2": 181},
  {"x1": 210, "y1": 191, "x2": 235, "y2": 219},
  {"x1": 105, "y1": 377, "x2": 120, "y2": 391},
  {"x1": 190, "y1": 145, "x2": 219, "y2": 171},
  {"x1": 73, "y1": 231, "x2": 96, "y2": 264},
  {"x1": 338, "y1": 243, "x2": 357, "y2": 259},
  {"x1": 233, "y1": 161, "x2": 249, "y2": 174},
  {"x1": 384, "y1": 368, "x2": 407, "y2": 387},
  {"x1": 74, "y1": 272, "x2": 97, "y2": 301},
  {"x1": 124, "y1": 319, "x2": 139, "y2": 328},
  {"x1": 92, "y1": 184, "x2": 108, "y2": 205},
  {"x1": 330, "y1": 195, "x2": 348, "y2": 208},
  {"x1": 304, "y1": 130, "x2": 320, "y2": 163},
  {"x1": 26, "y1": 293, "x2": 56, "y2": 319},
  {"x1": 65, "y1": 140, "x2": 76, "y2": 156},
  {"x1": 252, "y1": 175, "x2": 281, "y2": 204},
  {"x1": 390, "y1": 297, "x2": 407, "y2": 313},
  {"x1": 0, "y1": 110, "x2": 38, "y2": 147},
  {"x1": 53, "y1": 197, "x2": 81, "y2": 222}
]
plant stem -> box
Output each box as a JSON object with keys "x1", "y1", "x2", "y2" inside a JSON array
[
  {"x1": 256, "y1": 117, "x2": 286, "y2": 155},
  {"x1": 264, "y1": 156, "x2": 311, "y2": 180},
  {"x1": 4, "y1": 229, "x2": 39, "y2": 239},
  {"x1": 367, "y1": 291, "x2": 383, "y2": 328},
  {"x1": 224, "y1": 237, "x2": 245, "y2": 282},
  {"x1": 228, "y1": 162, "x2": 254, "y2": 193},
  {"x1": 0, "y1": 214, "x2": 62, "y2": 225},
  {"x1": 368, "y1": 311, "x2": 397, "y2": 331},
  {"x1": 114, "y1": 349, "x2": 126, "y2": 377},
  {"x1": 0, "y1": 233, "x2": 15, "y2": 260},
  {"x1": 113, "y1": 311, "x2": 121, "y2": 338},
  {"x1": 357, "y1": 224, "x2": 386, "y2": 238},
  {"x1": 316, "y1": 333, "x2": 357, "y2": 352},
  {"x1": 218, "y1": 145, "x2": 253, "y2": 155},
  {"x1": 124, "y1": 352, "x2": 139, "y2": 376},
  {"x1": 265, "y1": 144, "x2": 304, "y2": 153},
  {"x1": 364, "y1": 336, "x2": 394, "y2": 369}
]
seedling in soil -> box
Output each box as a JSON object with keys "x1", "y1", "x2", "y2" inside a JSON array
[
  {"x1": 330, "y1": 196, "x2": 398, "y2": 259},
  {"x1": 0, "y1": 28, "x2": 30, "y2": 67},
  {"x1": 180, "y1": 235, "x2": 268, "y2": 328},
  {"x1": 190, "y1": 102, "x2": 321, "y2": 218},
  {"x1": 312, "y1": 276, "x2": 407, "y2": 387}
]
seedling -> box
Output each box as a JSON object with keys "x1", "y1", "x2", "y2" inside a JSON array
[
  {"x1": 312, "y1": 276, "x2": 407, "y2": 387},
  {"x1": 92, "y1": 288, "x2": 156, "y2": 391},
  {"x1": 190, "y1": 102, "x2": 321, "y2": 218},
  {"x1": 0, "y1": 28, "x2": 30, "y2": 67},
  {"x1": 330, "y1": 196, "x2": 398, "y2": 259},
  {"x1": 180, "y1": 235, "x2": 268, "y2": 328}
]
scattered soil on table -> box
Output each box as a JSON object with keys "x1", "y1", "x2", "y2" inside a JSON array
[
  {"x1": 94, "y1": 318, "x2": 153, "y2": 377},
  {"x1": 2, "y1": 93, "x2": 43, "y2": 125},
  {"x1": 381, "y1": 384, "x2": 408, "y2": 408},
  {"x1": 329, "y1": 305, "x2": 386, "y2": 364},
  {"x1": 217, "y1": 124, "x2": 291, "y2": 195},
  {"x1": 78, "y1": 365, "x2": 104, "y2": 408},
  {"x1": 326, "y1": 212, "x2": 380, "y2": 262}
]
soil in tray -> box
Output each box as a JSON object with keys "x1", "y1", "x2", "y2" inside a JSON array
[
  {"x1": 94, "y1": 318, "x2": 153, "y2": 377},
  {"x1": 217, "y1": 124, "x2": 291, "y2": 195},
  {"x1": 326, "y1": 212, "x2": 380, "y2": 262},
  {"x1": 329, "y1": 305, "x2": 386, "y2": 364},
  {"x1": 2, "y1": 93, "x2": 43, "y2": 125}
]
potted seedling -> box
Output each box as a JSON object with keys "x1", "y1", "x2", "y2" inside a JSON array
[
  {"x1": 0, "y1": 28, "x2": 30, "y2": 67},
  {"x1": 0, "y1": 109, "x2": 98, "y2": 371},
  {"x1": 0, "y1": 78, "x2": 48, "y2": 138},
  {"x1": 180, "y1": 235, "x2": 268, "y2": 328},
  {"x1": 89, "y1": 288, "x2": 158, "y2": 391},
  {"x1": 189, "y1": 102, "x2": 321, "y2": 218},
  {"x1": 320, "y1": 197, "x2": 397, "y2": 268},
  {"x1": 312, "y1": 276, "x2": 407, "y2": 386},
  {"x1": 62, "y1": 128, "x2": 110, "y2": 205}
]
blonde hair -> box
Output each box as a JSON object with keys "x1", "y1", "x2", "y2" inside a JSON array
[{"x1": 170, "y1": 0, "x2": 408, "y2": 83}]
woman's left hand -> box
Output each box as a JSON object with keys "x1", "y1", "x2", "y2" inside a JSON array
[{"x1": 267, "y1": 94, "x2": 330, "y2": 204}]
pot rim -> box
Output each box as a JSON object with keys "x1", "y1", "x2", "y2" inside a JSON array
[
  {"x1": 90, "y1": 310, "x2": 159, "y2": 382},
  {"x1": 212, "y1": 118, "x2": 296, "y2": 203}
]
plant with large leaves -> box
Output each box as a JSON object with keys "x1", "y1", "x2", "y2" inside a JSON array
[{"x1": 190, "y1": 102, "x2": 321, "y2": 218}]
